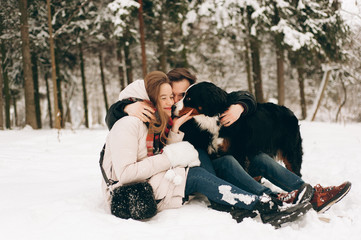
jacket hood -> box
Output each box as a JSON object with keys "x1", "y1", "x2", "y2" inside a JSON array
[{"x1": 119, "y1": 80, "x2": 149, "y2": 101}]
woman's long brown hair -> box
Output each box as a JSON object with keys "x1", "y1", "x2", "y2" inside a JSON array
[{"x1": 144, "y1": 71, "x2": 172, "y2": 141}]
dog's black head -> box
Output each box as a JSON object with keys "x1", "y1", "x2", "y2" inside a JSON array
[{"x1": 174, "y1": 82, "x2": 228, "y2": 117}]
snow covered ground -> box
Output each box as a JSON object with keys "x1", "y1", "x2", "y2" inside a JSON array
[{"x1": 1, "y1": 121, "x2": 360, "y2": 240}]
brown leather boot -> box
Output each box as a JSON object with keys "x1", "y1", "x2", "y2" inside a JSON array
[{"x1": 311, "y1": 181, "x2": 352, "y2": 213}]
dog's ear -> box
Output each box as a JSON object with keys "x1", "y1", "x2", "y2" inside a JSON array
[{"x1": 200, "y1": 83, "x2": 228, "y2": 116}]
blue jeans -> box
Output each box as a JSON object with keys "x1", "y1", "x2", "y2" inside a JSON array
[
  {"x1": 197, "y1": 149, "x2": 305, "y2": 195},
  {"x1": 248, "y1": 153, "x2": 305, "y2": 192},
  {"x1": 185, "y1": 166, "x2": 259, "y2": 210}
]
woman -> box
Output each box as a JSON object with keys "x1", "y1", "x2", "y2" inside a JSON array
[{"x1": 102, "y1": 71, "x2": 311, "y2": 227}]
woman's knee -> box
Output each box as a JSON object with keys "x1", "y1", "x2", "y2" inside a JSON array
[
  {"x1": 187, "y1": 166, "x2": 207, "y2": 178},
  {"x1": 197, "y1": 149, "x2": 216, "y2": 174},
  {"x1": 185, "y1": 167, "x2": 211, "y2": 195}
]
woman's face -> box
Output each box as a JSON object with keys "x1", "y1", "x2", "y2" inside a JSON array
[{"x1": 158, "y1": 83, "x2": 174, "y2": 117}]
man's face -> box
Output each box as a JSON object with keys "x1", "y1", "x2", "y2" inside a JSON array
[{"x1": 171, "y1": 79, "x2": 191, "y2": 103}]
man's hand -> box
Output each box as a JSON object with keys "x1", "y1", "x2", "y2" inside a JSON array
[
  {"x1": 172, "y1": 110, "x2": 193, "y2": 133},
  {"x1": 124, "y1": 101, "x2": 155, "y2": 123},
  {"x1": 220, "y1": 104, "x2": 244, "y2": 127}
]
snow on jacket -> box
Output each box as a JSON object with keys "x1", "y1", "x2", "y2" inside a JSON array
[{"x1": 102, "y1": 115, "x2": 188, "y2": 212}]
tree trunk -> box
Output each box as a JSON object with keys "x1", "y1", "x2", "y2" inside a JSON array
[
  {"x1": 242, "y1": 11, "x2": 253, "y2": 94},
  {"x1": 250, "y1": 36, "x2": 264, "y2": 103},
  {"x1": 310, "y1": 69, "x2": 332, "y2": 121},
  {"x1": 116, "y1": 40, "x2": 125, "y2": 90},
  {"x1": 31, "y1": 52, "x2": 42, "y2": 128},
  {"x1": 3, "y1": 71, "x2": 10, "y2": 129},
  {"x1": 124, "y1": 43, "x2": 133, "y2": 84},
  {"x1": 297, "y1": 68, "x2": 307, "y2": 120},
  {"x1": 63, "y1": 83, "x2": 74, "y2": 125},
  {"x1": 179, "y1": 30, "x2": 189, "y2": 69},
  {"x1": 12, "y1": 94, "x2": 18, "y2": 127},
  {"x1": 99, "y1": 52, "x2": 109, "y2": 111},
  {"x1": 0, "y1": 58, "x2": 4, "y2": 130},
  {"x1": 1, "y1": 41, "x2": 11, "y2": 129},
  {"x1": 138, "y1": 0, "x2": 147, "y2": 77},
  {"x1": 335, "y1": 73, "x2": 346, "y2": 122},
  {"x1": 19, "y1": 0, "x2": 38, "y2": 129},
  {"x1": 55, "y1": 47, "x2": 64, "y2": 127},
  {"x1": 276, "y1": 44, "x2": 285, "y2": 105},
  {"x1": 78, "y1": 43, "x2": 89, "y2": 128},
  {"x1": 244, "y1": 37, "x2": 254, "y2": 94},
  {"x1": 124, "y1": 28, "x2": 133, "y2": 84},
  {"x1": 47, "y1": 0, "x2": 61, "y2": 129},
  {"x1": 44, "y1": 72, "x2": 53, "y2": 128},
  {"x1": 157, "y1": 10, "x2": 166, "y2": 72},
  {"x1": 0, "y1": 15, "x2": 3, "y2": 129},
  {"x1": 271, "y1": 2, "x2": 285, "y2": 105}
]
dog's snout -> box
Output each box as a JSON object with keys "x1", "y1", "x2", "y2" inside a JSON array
[{"x1": 173, "y1": 100, "x2": 184, "y2": 117}]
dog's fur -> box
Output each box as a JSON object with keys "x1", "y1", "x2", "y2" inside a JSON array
[{"x1": 174, "y1": 82, "x2": 303, "y2": 176}]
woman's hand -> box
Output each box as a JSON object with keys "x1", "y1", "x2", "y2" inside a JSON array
[
  {"x1": 172, "y1": 110, "x2": 193, "y2": 133},
  {"x1": 124, "y1": 101, "x2": 155, "y2": 123},
  {"x1": 220, "y1": 104, "x2": 244, "y2": 127}
]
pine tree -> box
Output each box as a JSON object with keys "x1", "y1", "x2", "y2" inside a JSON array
[
  {"x1": 138, "y1": 0, "x2": 147, "y2": 77},
  {"x1": 19, "y1": 0, "x2": 38, "y2": 129},
  {"x1": 0, "y1": 57, "x2": 4, "y2": 130}
]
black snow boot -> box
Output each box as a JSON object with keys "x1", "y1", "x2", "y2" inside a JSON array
[
  {"x1": 230, "y1": 208, "x2": 258, "y2": 223},
  {"x1": 255, "y1": 194, "x2": 312, "y2": 228},
  {"x1": 208, "y1": 201, "x2": 235, "y2": 212},
  {"x1": 260, "y1": 202, "x2": 312, "y2": 228},
  {"x1": 208, "y1": 201, "x2": 257, "y2": 223}
]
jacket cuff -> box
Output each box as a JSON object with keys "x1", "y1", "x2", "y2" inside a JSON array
[
  {"x1": 239, "y1": 102, "x2": 249, "y2": 116},
  {"x1": 167, "y1": 130, "x2": 184, "y2": 144}
]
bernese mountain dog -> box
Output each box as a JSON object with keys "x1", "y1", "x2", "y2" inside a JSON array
[{"x1": 174, "y1": 82, "x2": 303, "y2": 176}]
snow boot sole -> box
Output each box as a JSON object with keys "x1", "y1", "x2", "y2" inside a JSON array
[
  {"x1": 230, "y1": 208, "x2": 258, "y2": 223},
  {"x1": 261, "y1": 202, "x2": 312, "y2": 228},
  {"x1": 296, "y1": 183, "x2": 314, "y2": 204}
]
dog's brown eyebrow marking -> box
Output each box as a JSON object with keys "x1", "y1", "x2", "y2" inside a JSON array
[{"x1": 179, "y1": 107, "x2": 199, "y2": 116}]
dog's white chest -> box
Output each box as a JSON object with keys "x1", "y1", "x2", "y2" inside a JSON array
[{"x1": 193, "y1": 115, "x2": 223, "y2": 154}]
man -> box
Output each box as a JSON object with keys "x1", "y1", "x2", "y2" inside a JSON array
[{"x1": 105, "y1": 68, "x2": 351, "y2": 217}]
